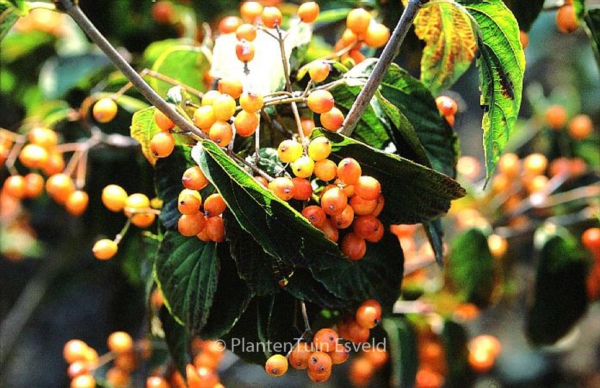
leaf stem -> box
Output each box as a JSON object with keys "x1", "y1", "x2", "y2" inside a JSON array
[
  {"x1": 341, "y1": 0, "x2": 424, "y2": 136},
  {"x1": 58, "y1": 0, "x2": 205, "y2": 140}
]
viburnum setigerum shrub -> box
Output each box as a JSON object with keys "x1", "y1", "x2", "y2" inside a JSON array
[{"x1": 1, "y1": 0, "x2": 599, "y2": 386}]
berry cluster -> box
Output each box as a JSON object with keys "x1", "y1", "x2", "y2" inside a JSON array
[
  {"x1": 264, "y1": 299, "x2": 382, "y2": 382},
  {"x1": 182, "y1": 339, "x2": 226, "y2": 388},
  {"x1": 1, "y1": 127, "x2": 89, "y2": 216},
  {"x1": 348, "y1": 346, "x2": 388, "y2": 387},
  {"x1": 333, "y1": 8, "x2": 391, "y2": 63},
  {"x1": 177, "y1": 166, "x2": 226, "y2": 242}
]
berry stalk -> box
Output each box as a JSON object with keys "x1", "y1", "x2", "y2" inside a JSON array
[
  {"x1": 341, "y1": 0, "x2": 424, "y2": 136},
  {"x1": 57, "y1": 0, "x2": 206, "y2": 140}
]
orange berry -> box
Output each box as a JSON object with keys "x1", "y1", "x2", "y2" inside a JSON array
[
  {"x1": 308, "y1": 351, "x2": 332, "y2": 375},
  {"x1": 289, "y1": 342, "x2": 311, "y2": 369},
  {"x1": 348, "y1": 357, "x2": 375, "y2": 387},
  {"x1": 545, "y1": 104, "x2": 568, "y2": 130},
  {"x1": 219, "y1": 15, "x2": 243, "y2": 34},
  {"x1": 182, "y1": 166, "x2": 210, "y2": 191},
  {"x1": 313, "y1": 328, "x2": 339, "y2": 352},
  {"x1": 556, "y1": 5, "x2": 579, "y2": 33},
  {"x1": 63, "y1": 339, "x2": 89, "y2": 363},
  {"x1": 201, "y1": 90, "x2": 221, "y2": 106},
  {"x1": 236, "y1": 39, "x2": 255, "y2": 62},
  {"x1": 218, "y1": 77, "x2": 243, "y2": 99},
  {"x1": 363, "y1": 347, "x2": 388, "y2": 368},
  {"x1": 234, "y1": 110, "x2": 259, "y2": 137},
  {"x1": 102, "y1": 184, "x2": 128, "y2": 212},
  {"x1": 307, "y1": 136, "x2": 332, "y2": 161},
  {"x1": 261, "y1": 6, "x2": 283, "y2": 28},
  {"x1": 235, "y1": 23, "x2": 257, "y2": 42},
  {"x1": 19, "y1": 143, "x2": 49, "y2": 169},
  {"x1": 298, "y1": 2, "x2": 319, "y2": 23},
  {"x1": 302, "y1": 205, "x2": 327, "y2": 228},
  {"x1": 24, "y1": 173, "x2": 45, "y2": 198},
  {"x1": 3, "y1": 175, "x2": 27, "y2": 199},
  {"x1": 292, "y1": 177, "x2": 312, "y2": 201},
  {"x1": 314, "y1": 159, "x2": 338, "y2": 182},
  {"x1": 354, "y1": 175, "x2": 381, "y2": 200},
  {"x1": 193, "y1": 105, "x2": 216, "y2": 133},
  {"x1": 523, "y1": 153, "x2": 548, "y2": 175},
  {"x1": 150, "y1": 132, "x2": 175, "y2": 158},
  {"x1": 212, "y1": 94, "x2": 236, "y2": 121},
  {"x1": 28, "y1": 127, "x2": 58, "y2": 149},
  {"x1": 307, "y1": 90, "x2": 335, "y2": 114},
  {"x1": 364, "y1": 22, "x2": 390, "y2": 48},
  {"x1": 240, "y1": 1, "x2": 263, "y2": 23},
  {"x1": 331, "y1": 204, "x2": 354, "y2": 229},
  {"x1": 154, "y1": 108, "x2": 175, "y2": 132},
  {"x1": 291, "y1": 155, "x2": 315, "y2": 178},
  {"x1": 265, "y1": 354, "x2": 288, "y2": 376},
  {"x1": 42, "y1": 151, "x2": 65, "y2": 176},
  {"x1": 318, "y1": 218, "x2": 339, "y2": 242},
  {"x1": 93, "y1": 239, "x2": 118, "y2": 260},
  {"x1": 239, "y1": 92, "x2": 264, "y2": 113},
  {"x1": 320, "y1": 107, "x2": 345, "y2": 131},
  {"x1": 415, "y1": 368, "x2": 444, "y2": 388},
  {"x1": 519, "y1": 30, "x2": 529, "y2": 49},
  {"x1": 178, "y1": 189, "x2": 202, "y2": 215},
  {"x1": 337, "y1": 157, "x2": 362, "y2": 185},
  {"x1": 146, "y1": 376, "x2": 169, "y2": 388},
  {"x1": 66, "y1": 190, "x2": 89, "y2": 216},
  {"x1": 301, "y1": 118, "x2": 315, "y2": 136},
  {"x1": 268, "y1": 176, "x2": 295, "y2": 201},
  {"x1": 341, "y1": 232, "x2": 367, "y2": 260},
  {"x1": 435, "y1": 95, "x2": 458, "y2": 116},
  {"x1": 355, "y1": 303, "x2": 381, "y2": 329},
  {"x1": 582, "y1": 227, "x2": 600, "y2": 255},
  {"x1": 277, "y1": 139, "x2": 303, "y2": 163},
  {"x1": 468, "y1": 347, "x2": 495, "y2": 373},
  {"x1": 487, "y1": 233, "x2": 508, "y2": 258},
  {"x1": 329, "y1": 343, "x2": 349, "y2": 364},
  {"x1": 497, "y1": 153, "x2": 521, "y2": 178},
  {"x1": 108, "y1": 331, "x2": 134, "y2": 354},
  {"x1": 206, "y1": 215, "x2": 226, "y2": 242},
  {"x1": 93, "y1": 97, "x2": 118, "y2": 123},
  {"x1": 106, "y1": 366, "x2": 130, "y2": 388},
  {"x1": 209, "y1": 121, "x2": 234, "y2": 147},
  {"x1": 320, "y1": 186, "x2": 348, "y2": 216},
  {"x1": 178, "y1": 213, "x2": 207, "y2": 236},
  {"x1": 346, "y1": 8, "x2": 372, "y2": 35},
  {"x1": 568, "y1": 114, "x2": 594, "y2": 140},
  {"x1": 204, "y1": 193, "x2": 227, "y2": 217},
  {"x1": 308, "y1": 61, "x2": 330, "y2": 83},
  {"x1": 46, "y1": 173, "x2": 76, "y2": 204},
  {"x1": 70, "y1": 374, "x2": 96, "y2": 388}
]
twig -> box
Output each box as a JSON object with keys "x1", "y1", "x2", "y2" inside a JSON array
[
  {"x1": 57, "y1": 0, "x2": 205, "y2": 140},
  {"x1": 341, "y1": 0, "x2": 424, "y2": 136}
]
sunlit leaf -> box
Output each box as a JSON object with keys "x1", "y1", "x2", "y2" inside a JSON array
[
  {"x1": 414, "y1": 0, "x2": 477, "y2": 95},
  {"x1": 151, "y1": 45, "x2": 209, "y2": 99},
  {"x1": 458, "y1": 0, "x2": 526, "y2": 178}
]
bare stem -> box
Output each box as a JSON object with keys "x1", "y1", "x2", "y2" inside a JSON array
[
  {"x1": 300, "y1": 301, "x2": 312, "y2": 333},
  {"x1": 112, "y1": 69, "x2": 204, "y2": 100},
  {"x1": 341, "y1": 0, "x2": 424, "y2": 136},
  {"x1": 59, "y1": 0, "x2": 205, "y2": 140}
]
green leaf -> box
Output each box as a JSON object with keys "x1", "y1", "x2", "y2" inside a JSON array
[
  {"x1": 150, "y1": 45, "x2": 209, "y2": 99},
  {"x1": 141, "y1": 38, "x2": 197, "y2": 68},
  {"x1": 502, "y1": 0, "x2": 545, "y2": 32},
  {"x1": 223, "y1": 212, "x2": 282, "y2": 296},
  {"x1": 310, "y1": 231, "x2": 404, "y2": 312},
  {"x1": 458, "y1": 0, "x2": 526, "y2": 178},
  {"x1": 1, "y1": 29, "x2": 54, "y2": 62},
  {"x1": 414, "y1": 1, "x2": 477, "y2": 95},
  {"x1": 155, "y1": 231, "x2": 219, "y2": 334},
  {"x1": 130, "y1": 107, "x2": 161, "y2": 166},
  {"x1": 525, "y1": 225, "x2": 589, "y2": 345},
  {"x1": 584, "y1": 7, "x2": 600, "y2": 71},
  {"x1": 314, "y1": 130, "x2": 465, "y2": 224},
  {"x1": 573, "y1": 0, "x2": 587, "y2": 20},
  {"x1": 378, "y1": 63, "x2": 459, "y2": 178},
  {"x1": 382, "y1": 317, "x2": 418, "y2": 388},
  {"x1": 424, "y1": 219, "x2": 445, "y2": 267},
  {"x1": 447, "y1": 228, "x2": 495, "y2": 308},
  {"x1": 441, "y1": 320, "x2": 475, "y2": 388},
  {"x1": 159, "y1": 306, "x2": 191, "y2": 378},
  {"x1": 200, "y1": 243, "x2": 254, "y2": 339},
  {"x1": 0, "y1": 3, "x2": 19, "y2": 40}
]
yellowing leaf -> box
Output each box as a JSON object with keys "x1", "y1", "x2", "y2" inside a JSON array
[
  {"x1": 414, "y1": 0, "x2": 477, "y2": 95},
  {"x1": 130, "y1": 107, "x2": 160, "y2": 166}
]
